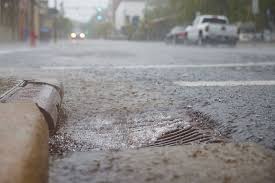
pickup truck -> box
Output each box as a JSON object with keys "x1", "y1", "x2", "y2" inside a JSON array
[{"x1": 186, "y1": 15, "x2": 239, "y2": 45}]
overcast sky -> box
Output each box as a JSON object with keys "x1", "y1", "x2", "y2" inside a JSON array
[{"x1": 48, "y1": 0, "x2": 109, "y2": 22}]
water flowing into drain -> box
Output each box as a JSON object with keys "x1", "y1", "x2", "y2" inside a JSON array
[{"x1": 147, "y1": 125, "x2": 224, "y2": 147}]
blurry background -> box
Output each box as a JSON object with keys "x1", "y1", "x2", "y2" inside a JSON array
[{"x1": 0, "y1": 0, "x2": 274, "y2": 42}]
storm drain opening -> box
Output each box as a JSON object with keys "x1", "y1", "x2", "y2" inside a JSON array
[{"x1": 147, "y1": 125, "x2": 226, "y2": 148}]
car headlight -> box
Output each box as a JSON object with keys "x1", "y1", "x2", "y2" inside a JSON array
[
  {"x1": 79, "y1": 33, "x2": 86, "y2": 39},
  {"x1": 70, "y1": 33, "x2": 77, "y2": 39}
]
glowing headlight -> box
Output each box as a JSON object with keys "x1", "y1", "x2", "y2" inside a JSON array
[
  {"x1": 70, "y1": 33, "x2": 77, "y2": 38},
  {"x1": 79, "y1": 33, "x2": 86, "y2": 39}
]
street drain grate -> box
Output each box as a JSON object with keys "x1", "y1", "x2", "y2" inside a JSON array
[{"x1": 148, "y1": 126, "x2": 224, "y2": 147}]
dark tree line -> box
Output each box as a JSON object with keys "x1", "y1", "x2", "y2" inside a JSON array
[{"x1": 146, "y1": 0, "x2": 275, "y2": 30}]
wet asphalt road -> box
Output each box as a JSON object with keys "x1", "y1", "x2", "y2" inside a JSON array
[{"x1": 0, "y1": 40, "x2": 275, "y2": 182}]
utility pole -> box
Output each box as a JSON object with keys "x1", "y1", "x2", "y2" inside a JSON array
[{"x1": 54, "y1": 0, "x2": 57, "y2": 43}]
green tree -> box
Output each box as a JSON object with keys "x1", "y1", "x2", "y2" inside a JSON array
[
  {"x1": 56, "y1": 17, "x2": 73, "y2": 38},
  {"x1": 85, "y1": 16, "x2": 114, "y2": 39},
  {"x1": 159, "y1": 0, "x2": 275, "y2": 29}
]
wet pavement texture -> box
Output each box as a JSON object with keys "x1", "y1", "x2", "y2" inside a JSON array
[
  {"x1": 49, "y1": 143, "x2": 275, "y2": 183},
  {"x1": 0, "y1": 78, "x2": 17, "y2": 95},
  {"x1": 0, "y1": 40, "x2": 275, "y2": 182}
]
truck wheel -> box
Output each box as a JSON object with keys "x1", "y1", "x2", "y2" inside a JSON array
[
  {"x1": 198, "y1": 38, "x2": 202, "y2": 45},
  {"x1": 198, "y1": 31, "x2": 204, "y2": 46},
  {"x1": 198, "y1": 37, "x2": 205, "y2": 46},
  {"x1": 165, "y1": 39, "x2": 170, "y2": 45},
  {"x1": 228, "y1": 40, "x2": 237, "y2": 47},
  {"x1": 172, "y1": 36, "x2": 177, "y2": 45}
]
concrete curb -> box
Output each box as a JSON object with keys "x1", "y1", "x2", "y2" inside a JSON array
[
  {"x1": 0, "y1": 79, "x2": 64, "y2": 131},
  {"x1": 0, "y1": 102, "x2": 49, "y2": 183}
]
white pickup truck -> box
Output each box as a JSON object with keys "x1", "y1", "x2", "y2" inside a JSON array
[{"x1": 186, "y1": 15, "x2": 239, "y2": 45}]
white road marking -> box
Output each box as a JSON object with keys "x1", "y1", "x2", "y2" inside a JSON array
[
  {"x1": 40, "y1": 62, "x2": 275, "y2": 70},
  {"x1": 40, "y1": 66, "x2": 89, "y2": 70},
  {"x1": 0, "y1": 49, "x2": 33, "y2": 55},
  {"x1": 40, "y1": 66, "x2": 86, "y2": 70},
  {"x1": 174, "y1": 80, "x2": 275, "y2": 87},
  {"x1": 114, "y1": 62, "x2": 275, "y2": 69},
  {"x1": 0, "y1": 47, "x2": 49, "y2": 55}
]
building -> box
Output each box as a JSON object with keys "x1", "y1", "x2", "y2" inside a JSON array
[
  {"x1": 108, "y1": 0, "x2": 120, "y2": 24},
  {"x1": 115, "y1": 0, "x2": 145, "y2": 31},
  {"x1": 0, "y1": 0, "x2": 48, "y2": 43},
  {"x1": 0, "y1": 0, "x2": 19, "y2": 42},
  {"x1": 39, "y1": 0, "x2": 52, "y2": 41},
  {"x1": 18, "y1": 0, "x2": 29, "y2": 41}
]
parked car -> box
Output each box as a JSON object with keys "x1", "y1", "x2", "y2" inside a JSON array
[
  {"x1": 239, "y1": 32, "x2": 255, "y2": 42},
  {"x1": 238, "y1": 22, "x2": 256, "y2": 42},
  {"x1": 263, "y1": 29, "x2": 272, "y2": 42},
  {"x1": 165, "y1": 26, "x2": 188, "y2": 44},
  {"x1": 186, "y1": 15, "x2": 239, "y2": 45}
]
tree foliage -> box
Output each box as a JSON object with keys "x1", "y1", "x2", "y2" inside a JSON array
[
  {"x1": 86, "y1": 18, "x2": 113, "y2": 39},
  {"x1": 85, "y1": 8, "x2": 114, "y2": 39},
  {"x1": 56, "y1": 17, "x2": 73, "y2": 37},
  {"x1": 146, "y1": 0, "x2": 275, "y2": 29}
]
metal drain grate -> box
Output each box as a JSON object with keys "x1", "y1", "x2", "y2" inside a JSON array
[{"x1": 148, "y1": 126, "x2": 223, "y2": 147}]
